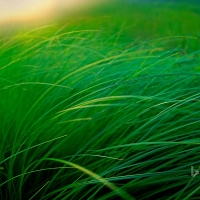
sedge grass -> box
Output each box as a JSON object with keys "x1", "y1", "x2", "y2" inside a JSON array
[{"x1": 1, "y1": 2, "x2": 200, "y2": 199}]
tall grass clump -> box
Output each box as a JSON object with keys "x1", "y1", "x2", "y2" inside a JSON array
[{"x1": 0, "y1": 25, "x2": 200, "y2": 199}]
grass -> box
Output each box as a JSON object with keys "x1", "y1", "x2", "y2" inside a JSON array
[{"x1": 0, "y1": 1, "x2": 200, "y2": 199}]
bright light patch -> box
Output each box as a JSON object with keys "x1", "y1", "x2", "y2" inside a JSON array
[{"x1": 0, "y1": 0, "x2": 103, "y2": 23}]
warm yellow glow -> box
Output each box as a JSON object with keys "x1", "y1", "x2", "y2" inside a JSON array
[
  {"x1": 0, "y1": 0, "x2": 53, "y2": 22},
  {"x1": 0, "y1": 0, "x2": 104, "y2": 24}
]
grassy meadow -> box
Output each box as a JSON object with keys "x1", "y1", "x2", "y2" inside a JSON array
[{"x1": 0, "y1": 1, "x2": 200, "y2": 199}]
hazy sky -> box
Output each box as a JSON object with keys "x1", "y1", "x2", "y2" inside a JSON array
[
  {"x1": 0, "y1": 0, "x2": 54, "y2": 17},
  {"x1": 0, "y1": 0, "x2": 102, "y2": 23}
]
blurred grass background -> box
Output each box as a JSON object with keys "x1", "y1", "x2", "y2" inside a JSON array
[{"x1": 2, "y1": 1, "x2": 199, "y2": 50}]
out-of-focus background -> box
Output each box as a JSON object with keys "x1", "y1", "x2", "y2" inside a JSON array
[
  {"x1": 1, "y1": 0, "x2": 200, "y2": 50},
  {"x1": 1, "y1": 0, "x2": 199, "y2": 24},
  {"x1": 0, "y1": 0, "x2": 104, "y2": 24}
]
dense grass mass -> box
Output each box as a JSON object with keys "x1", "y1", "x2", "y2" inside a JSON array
[{"x1": 1, "y1": 1, "x2": 200, "y2": 200}]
